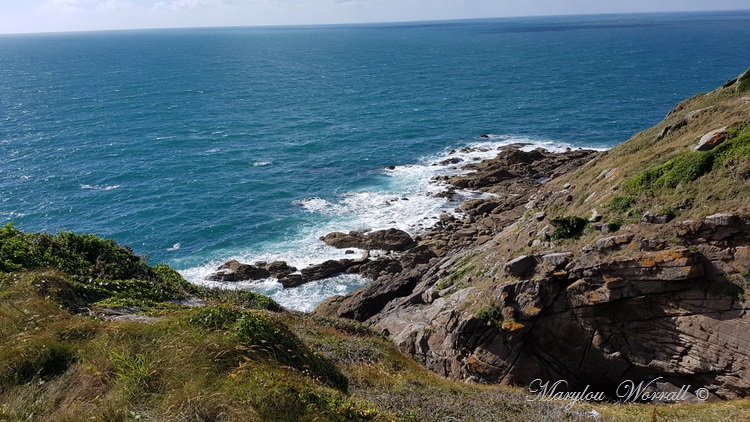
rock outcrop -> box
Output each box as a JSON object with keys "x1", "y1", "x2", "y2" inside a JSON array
[
  {"x1": 320, "y1": 228, "x2": 414, "y2": 251},
  {"x1": 352, "y1": 218, "x2": 750, "y2": 400},
  {"x1": 206, "y1": 260, "x2": 272, "y2": 282}
]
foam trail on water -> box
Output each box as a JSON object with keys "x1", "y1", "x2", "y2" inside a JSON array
[
  {"x1": 80, "y1": 184, "x2": 121, "y2": 191},
  {"x1": 181, "y1": 135, "x2": 588, "y2": 311}
]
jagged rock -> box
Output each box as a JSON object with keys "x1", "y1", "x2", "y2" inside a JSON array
[
  {"x1": 278, "y1": 274, "x2": 306, "y2": 288},
  {"x1": 314, "y1": 268, "x2": 424, "y2": 321},
  {"x1": 439, "y1": 157, "x2": 463, "y2": 165},
  {"x1": 679, "y1": 214, "x2": 748, "y2": 242},
  {"x1": 643, "y1": 211, "x2": 672, "y2": 224},
  {"x1": 357, "y1": 258, "x2": 403, "y2": 280},
  {"x1": 300, "y1": 259, "x2": 354, "y2": 282},
  {"x1": 540, "y1": 252, "x2": 573, "y2": 270},
  {"x1": 207, "y1": 260, "x2": 271, "y2": 282},
  {"x1": 459, "y1": 199, "x2": 504, "y2": 216},
  {"x1": 585, "y1": 234, "x2": 634, "y2": 252},
  {"x1": 635, "y1": 238, "x2": 667, "y2": 251},
  {"x1": 695, "y1": 127, "x2": 728, "y2": 151},
  {"x1": 368, "y1": 246, "x2": 750, "y2": 399},
  {"x1": 266, "y1": 261, "x2": 297, "y2": 278},
  {"x1": 589, "y1": 209, "x2": 602, "y2": 222},
  {"x1": 320, "y1": 228, "x2": 414, "y2": 251},
  {"x1": 504, "y1": 255, "x2": 536, "y2": 278},
  {"x1": 300, "y1": 260, "x2": 349, "y2": 281},
  {"x1": 705, "y1": 213, "x2": 741, "y2": 226}
]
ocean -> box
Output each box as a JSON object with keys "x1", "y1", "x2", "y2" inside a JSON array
[{"x1": 2, "y1": 11, "x2": 750, "y2": 311}]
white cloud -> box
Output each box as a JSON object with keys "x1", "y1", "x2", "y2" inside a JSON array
[
  {"x1": 98, "y1": 0, "x2": 135, "y2": 10},
  {"x1": 39, "y1": 0, "x2": 97, "y2": 12},
  {"x1": 153, "y1": 0, "x2": 232, "y2": 11},
  {"x1": 39, "y1": 0, "x2": 134, "y2": 12}
]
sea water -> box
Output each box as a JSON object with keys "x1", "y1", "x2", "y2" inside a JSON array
[{"x1": 2, "y1": 11, "x2": 750, "y2": 310}]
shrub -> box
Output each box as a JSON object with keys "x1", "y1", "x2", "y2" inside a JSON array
[
  {"x1": 189, "y1": 307, "x2": 349, "y2": 392},
  {"x1": 549, "y1": 216, "x2": 589, "y2": 240},
  {"x1": 607, "y1": 195, "x2": 637, "y2": 212},
  {"x1": 0, "y1": 223, "x2": 150, "y2": 280},
  {"x1": 475, "y1": 306, "x2": 503, "y2": 326}
]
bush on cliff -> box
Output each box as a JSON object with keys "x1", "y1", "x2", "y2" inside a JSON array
[{"x1": 549, "y1": 216, "x2": 589, "y2": 240}]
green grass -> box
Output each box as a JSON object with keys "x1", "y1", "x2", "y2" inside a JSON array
[
  {"x1": 739, "y1": 69, "x2": 750, "y2": 93},
  {"x1": 623, "y1": 126, "x2": 750, "y2": 196},
  {"x1": 607, "y1": 195, "x2": 638, "y2": 212},
  {"x1": 624, "y1": 151, "x2": 714, "y2": 192}
]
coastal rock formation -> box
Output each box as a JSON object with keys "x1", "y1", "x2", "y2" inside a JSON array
[
  {"x1": 326, "y1": 217, "x2": 750, "y2": 400},
  {"x1": 320, "y1": 228, "x2": 414, "y2": 251},
  {"x1": 315, "y1": 70, "x2": 750, "y2": 401},
  {"x1": 208, "y1": 254, "x2": 370, "y2": 288},
  {"x1": 207, "y1": 260, "x2": 272, "y2": 282}
]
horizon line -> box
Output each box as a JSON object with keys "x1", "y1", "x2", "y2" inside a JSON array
[{"x1": 1, "y1": 8, "x2": 748, "y2": 37}]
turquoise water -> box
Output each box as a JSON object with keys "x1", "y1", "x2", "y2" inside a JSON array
[{"x1": 2, "y1": 11, "x2": 750, "y2": 310}]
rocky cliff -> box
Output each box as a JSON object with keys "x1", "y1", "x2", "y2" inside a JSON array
[{"x1": 314, "y1": 68, "x2": 750, "y2": 400}]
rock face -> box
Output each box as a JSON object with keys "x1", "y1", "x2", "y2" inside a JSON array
[
  {"x1": 318, "y1": 214, "x2": 750, "y2": 400},
  {"x1": 320, "y1": 228, "x2": 414, "y2": 251}
]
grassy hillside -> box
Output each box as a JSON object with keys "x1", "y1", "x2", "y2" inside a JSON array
[
  {"x1": 560, "y1": 68, "x2": 750, "y2": 222},
  {"x1": 0, "y1": 222, "x2": 592, "y2": 421}
]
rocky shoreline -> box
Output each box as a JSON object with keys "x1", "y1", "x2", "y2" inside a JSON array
[
  {"x1": 202, "y1": 70, "x2": 750, "y2": 402},
  {"x1": 203, "y1": 140, "x2": 750, "y2": 401},
  {"x1": 206, "y1": 144, "x2": 598, "y2": 299}
]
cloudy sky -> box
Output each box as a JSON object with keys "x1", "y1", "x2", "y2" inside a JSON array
[{"x1": 1, "y1": 0, "x2": 749, "y2": 34}]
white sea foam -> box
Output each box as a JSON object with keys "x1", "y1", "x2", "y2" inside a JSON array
[
  {"x1": 253, "y1": 161, "x2": 271, "y2": 167},
  {"x1": 166, "y1": 243, "x2": 181, "y2": 251},
  {"x1": 1, "y1": 211, "x2": 27, "y2": 220},
  {"x1": 80, "y1": 184, "x2": 121, "y2": 191},
  {"x1": 180, "y1": 135, "x2": 591, "y2": 311}
]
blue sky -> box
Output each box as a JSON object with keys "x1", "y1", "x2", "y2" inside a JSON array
[{"x1": 0, "y1": 0, "x2": 749, "y2": 34}]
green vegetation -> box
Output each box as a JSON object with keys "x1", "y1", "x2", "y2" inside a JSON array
[
  {"x1": 607, "y1": 195, "x2": 637, "y2": 213},
  {"x1": 549, "y1": 216, "x2": 589, "y2": 240},
  {"x1": 623, "y1": 126, "x2": 750, "y2": 195},
  {"x1": 739, "y1": 69, "x2": 750, "y2": 93},
  {"x1": 624, "y1": 150, "x2": 714, "y2": 192},
  {"x1": 475, "y1": 305, "x2": 503, "y2": 327}
]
